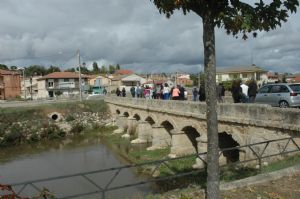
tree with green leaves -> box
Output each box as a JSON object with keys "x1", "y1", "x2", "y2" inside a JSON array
[
  {"x1": 0, "y1": 64, "x2": 8, "y2": 70},
  {"x1": 100, "y1": 65, "x2": 107, "y2": 74},
  {"x1": 26, "y1": 65, "x2": 47, "y2": 76},
  {"x1": 10, "y1": 66, "x2": 18, "y2": 70},
  {"x1": 46, "y1": 65, "x2": 61, "y2": 74},
  {"x1": 64, "y1": 68, "x2": 76, "y2": 72},
  {"x1": 109, "y1": 65, "x2": 116, "y2": 74},
  {"x1": 92, "y1": 62, "x2": 99, "y2": 73},
  {"x1": 116, "y1": 64, "x2": 121, "y2": 70},
  {"x1": 151, "y1": 0, "x2": 298, "y2": 198}
]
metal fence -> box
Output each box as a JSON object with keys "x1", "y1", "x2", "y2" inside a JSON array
[{"x1": 5, "y1": 137, "x2": 300, "y2": 199}]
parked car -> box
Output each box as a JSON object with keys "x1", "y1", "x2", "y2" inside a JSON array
[{"x1": 255, "y1": 83, "x2": 300, "y2": 108}]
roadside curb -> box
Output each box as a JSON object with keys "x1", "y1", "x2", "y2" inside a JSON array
[{"x1": 220, "y1": 164, "x2": 300, "y2": 191}]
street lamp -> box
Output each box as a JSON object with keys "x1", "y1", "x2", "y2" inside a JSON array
[{"x1": 18, "y1": 67, "x2": 26, "y2": 99}]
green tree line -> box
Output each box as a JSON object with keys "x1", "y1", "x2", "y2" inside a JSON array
[{"x1": 0, "y1": 62, "x2": 121, "y2": 76}]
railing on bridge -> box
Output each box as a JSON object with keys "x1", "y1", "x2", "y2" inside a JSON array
[{"x1": 4, "y1": 137, "x2": 300, "y2": 199}]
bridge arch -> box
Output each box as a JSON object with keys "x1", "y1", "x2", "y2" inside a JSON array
[
  {"x1": 116, "y1": 109, "x2": 121, "y2": 115},
  {"x1": 219, "y1": 131, "x2": 240, "y2": 163},
  {"x1": 182, "y1": 126, "x2": 201, "y2": 153},
  {"x1": 123, "y1": 112, "x2": 129, "y2": 117},
  {"x1": 145, "y1": 116, "x2": 155, "y2": 125},
  {"x1": 161, "y1": 120, "x2": 174, "y2": 135},
  {"x1": 133, "y1": 114, "x2": 141, "y2": 121}
]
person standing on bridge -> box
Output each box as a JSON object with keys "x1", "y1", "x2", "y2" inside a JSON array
[
  {"x1": 199, "y1": 83, "x2": 206, "y2": 102},
  {"x1": 130, "y1": 86, "x2": 135, "y2": 98},
  {"x1": 116, "y1": 88, "x2": 121, "y2": 97},
  {"x1": 163, "y1": 83, "x2": 170, "y2": 100},
  {"x1": 121, "y1": 87, "x2": 126, "y2": 97},
  {"x1": 192, "y1": 87, "x2": 198, "y2": 101},
  {"x1": 172, "y1": 85, "x2": 180, "y2": 100},
  {"x1": 248, "y1": 79, "x2": 258, "y2": 103}
]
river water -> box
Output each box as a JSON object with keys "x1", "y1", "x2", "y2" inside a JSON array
[{"x1": 0, "y1": 132, "x2": 152, "y2": 199}]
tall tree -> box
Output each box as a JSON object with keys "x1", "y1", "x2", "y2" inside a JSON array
[
  {"x1": 64, "y1": 68, "x2": 76, "y2": 72},
  {"x1": 26, "y1": 65, "x2": 47, "y2": 76},
  {"x1": 46, "y1": 65, "x2": 61, "y2": 74},
  {"x1": 0, "y1": 64, "x2": 8, "y2": 70},
  {"x1": 10, "y1": 66, "x2": 18, "y2": 70},
  {"x1": 92, "y1": 62, "x2": 99, "y2": 73},
  {"x1": 100, "y1": 65, "x2": 107, "y2": 74},
  {"x1": 116, "y1": 64, "x2": 121, "y2": 70},
  {"x1": 109, "y1": 65, "x2": 116, "y2": 74},
  {"x1": 150, "y1": 0, "x2": 298, "y2": 198}
]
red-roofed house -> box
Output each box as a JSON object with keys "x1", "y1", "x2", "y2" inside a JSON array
[
  {"x1": 290, "y1": 74, "x2": 300, "y2": 83},
  {"x1": 37, "y1": 72, "x2": 88, "y2": 99},
  {"x1": 115, "y1": 69, "x2": 134, "y2": 75},
  {"x1": 0, "y1": 69, "x2": 21, "y2": 100}
]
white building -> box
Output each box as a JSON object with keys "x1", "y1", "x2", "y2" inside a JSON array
[{"x1": 216, "y1": 65, "x2": 268, "y2": 84}]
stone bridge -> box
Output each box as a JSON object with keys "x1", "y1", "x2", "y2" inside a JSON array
[{"x1": 105, "y1": 97, "x2": 300, "y2": 168}]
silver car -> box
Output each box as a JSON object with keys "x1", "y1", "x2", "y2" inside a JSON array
[{"x1": 255, "y1": 83, "x2": 300, "y2": 108}]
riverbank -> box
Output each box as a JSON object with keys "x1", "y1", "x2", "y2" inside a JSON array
[
  {"x1": 99, "y1": 131, "x2": 300, "y2": 198},
  {"x1": 0, "y1": 100, "x2": 110, "y2": 148}
]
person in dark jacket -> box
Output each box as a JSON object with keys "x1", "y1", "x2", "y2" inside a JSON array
[
  {"x1": 231, "y1": 80, "x2": 242, "y2": 103},
  {"x1": 192, "y1": 87, "x2": 198, "y2": 101},
  {"x1": 121, "y1": 87, "x2": 126, "y2": 97},
  {"x1": 130, "y1": 86, "x2": 135, "y2": 98},
  {"x1": 179, "y1": 85, "x2": 185, "y2": 100},
  {"x1": 217, "y1": 83, "x2": 225, "y2": 103},
  {"x1": 248, "y1": 79, "x2": 258, "y2": 103},
  {"x1": 199, "y1": 83, "x2": 206, "y2": 102},
  {"x1": 116, "y1": 88, "x2": 121, "y2": 97}
]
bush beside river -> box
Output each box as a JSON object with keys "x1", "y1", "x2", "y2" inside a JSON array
[{"x1": 0, "y1": 100, "x2": 111, "y2": 148}]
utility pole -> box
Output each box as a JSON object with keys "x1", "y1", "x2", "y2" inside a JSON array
[
  {"x1": 198, "y1": 72, "x2": 201, "y2": 88},
  {"x1": 77, "y1": 50, "x2": 82, "y2": 101}
]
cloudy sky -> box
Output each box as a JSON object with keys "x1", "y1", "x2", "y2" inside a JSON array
[{"x1": 0, "y1": 0, "x2": 299, "y2": 73}]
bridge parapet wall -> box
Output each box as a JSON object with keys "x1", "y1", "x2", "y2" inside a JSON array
[{"x1": 105, "y1": 96, "x2": 300, "y2": 132}]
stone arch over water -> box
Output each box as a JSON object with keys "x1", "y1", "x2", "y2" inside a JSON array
[
  {"x1": 181, "y1": 126, "x2": 201, "y2": 154},
  {"x1": 219, "y1": 131, "x2": 240, "y2": 163}
]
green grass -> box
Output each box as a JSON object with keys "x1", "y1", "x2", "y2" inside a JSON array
[
  {"x1": 262, "y1": 153, "x2": 300, "y2": 173},
  {"x1": 128, "y1": 148, "x2": 170, "y2": 164}
]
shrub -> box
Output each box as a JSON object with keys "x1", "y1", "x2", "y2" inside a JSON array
[
  {"x1": 70, "y1": 123, "x2": 85, "y2": 134},
  {"x1": 65, "y1": 115, "x2": 75, "y2": 122}
]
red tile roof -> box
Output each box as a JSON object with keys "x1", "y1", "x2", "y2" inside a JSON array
[
  {"x1": 38, "y1": 72, "x2": 88, "y2": 80},
  {"x1": 291, "y1": 76, "x2": 300, "y2": 83},
  {"x1": 115, "y1": 69, "x2": 133, "y2": 75}
]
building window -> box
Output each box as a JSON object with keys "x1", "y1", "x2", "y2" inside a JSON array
[
  {"x1": 233, "y1": 74, "x2": 238, "y2": 79},
  {"x1": 242, "y1": 74, "x2": 247, "y2": 78},
  {"x1": 48, "y1": 81, "x2": 54, "y2": 88},
  {"x1": 64, "y1": 79, "x2": 69, "y2": 82}
]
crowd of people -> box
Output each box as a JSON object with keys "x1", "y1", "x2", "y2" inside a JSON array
[
  {"x1": 115, "y1": 79, "x2": 258, "y2": 103},
  {"x1": 231, "y1": 79, "x2": 258, "y2": 103},
  {"x1": 116, "y1": 83, "x2": 188, "y2": 100}
]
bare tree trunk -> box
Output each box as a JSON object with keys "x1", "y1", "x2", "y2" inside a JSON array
[{"x1": 203, "y1": 14, "x2": 219, "y2": 199}]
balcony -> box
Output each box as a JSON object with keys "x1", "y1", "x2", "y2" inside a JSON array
[{"x1": 58, "y1": 82, "x2": 76, "y2": 89}]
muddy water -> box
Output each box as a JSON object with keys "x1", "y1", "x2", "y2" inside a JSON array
[{"x1": 0, "y1": 132, "x2": 152, "y2": 199}]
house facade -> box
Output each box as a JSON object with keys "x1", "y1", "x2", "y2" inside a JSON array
[
  {"x1": 216, "y1": 65, "x2": 268, "y2": 84},
  {"x1": 88, "y1": 75, "x2": 111, "y2": 94},
  {"x1": 37, "y1": 72, "x2": 88, "y2": 99},
  {"x1": 0, "y1": 69, "x2": 21, "y2": 100},
  {"x1": 177, "y1": 74, "x2": 193, "y2": 86},
  {"x1": 121, "y1": 74, "x2": 146, "y2": 91}
]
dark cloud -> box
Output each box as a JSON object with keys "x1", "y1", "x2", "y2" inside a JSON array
[{"x1": 0, "y1": 0, "x2": 299, "y2": 73}]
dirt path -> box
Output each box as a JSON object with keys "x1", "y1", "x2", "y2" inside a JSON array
[{"x1": 221, "y1": 172, "x2": 300, "y2": 199}]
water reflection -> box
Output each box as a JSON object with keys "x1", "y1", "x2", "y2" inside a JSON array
[{"x1": 0, "y1": 132, "x2": 152, "y2": 199}]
